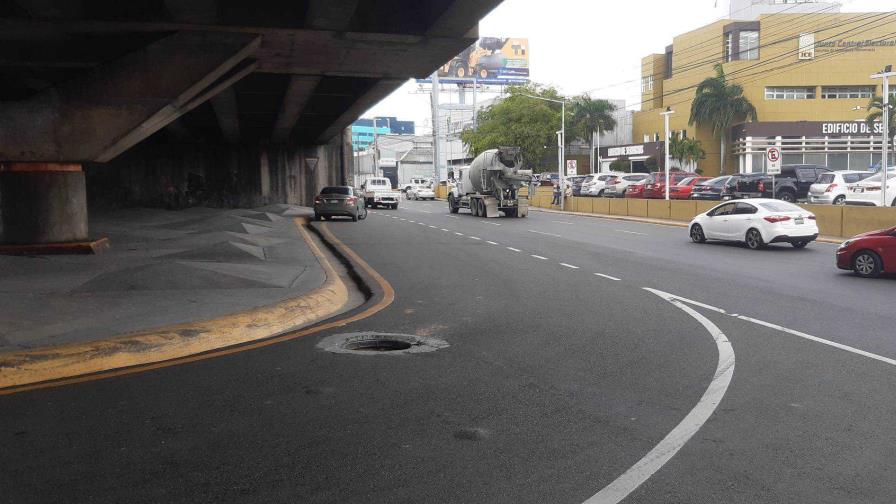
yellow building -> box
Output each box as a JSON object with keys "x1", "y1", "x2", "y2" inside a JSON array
[{"x1": 616, "y1": 11, "x2": 896, "y2": 177}]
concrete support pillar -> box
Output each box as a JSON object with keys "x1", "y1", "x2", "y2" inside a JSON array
[{"x1": 0, "y1": 163, "x2": 88, "y2": 244}]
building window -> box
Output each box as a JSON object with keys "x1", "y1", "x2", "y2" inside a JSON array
[
  {"x1": 738, "y1": 31, "x2": 759, "y2": 60},
  {"x1": 821, "y1": 86, "x2": 875, "y2": 99},
  {"x1": 641, "y1": 75, "x2": 654, "y2": 93},
  {"x1": 724, "y1": 33, "x2": 733, "y2": 62},
  {"x1": 765, "y1": 87, "x2": 816, "y2": 100}
]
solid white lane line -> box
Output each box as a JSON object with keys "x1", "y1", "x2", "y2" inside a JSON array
[
  {"x1": 486, "y1": 241, "x2": 499, "y2": 245},
  {"x1": 531, "y1": 255, "x2": 548, "y2": 260},
  {"x1": 507, "y1": 247, "x2": 521, "y2": 252},
  {"x1": 650, "y1": 287, "x2": 896, "y2": 367},
  {"x1": 616, "y1": 230, "x2": 648, "y2": 236},
  {"x1": 560, "y1": 263, "x2": 579, "y2": 269},
  {"x1": 594, "y1": 273, "x2": 621, "y2": 281},
  {"x1": 584, "y1": 289, "x2": 735, "y2": 504},
  {"x1": 469, "y1": 236, "x2": 481, "y2": 240},
  {"x1": 529, "y1": 230, "x2": 562, "y2": 238},
  {"x1": 735, "y1": 315, "x2": 896, "y2": 367}
]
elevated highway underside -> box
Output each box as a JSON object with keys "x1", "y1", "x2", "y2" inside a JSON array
[{"x1": 0, "y1": 0, "x2": 499, "y2": 247}]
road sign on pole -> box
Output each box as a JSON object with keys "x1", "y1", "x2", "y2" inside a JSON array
[
  {"x1": 566, "y1": 160, "x2": 577, "y2": 176},
  {"x1": 766, "y1": 147, "x2": 782, "y2": 175}
]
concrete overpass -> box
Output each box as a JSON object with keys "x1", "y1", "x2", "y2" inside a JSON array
[{"x1": 0, "y1": 0, "x2": 500, "y2": 248}]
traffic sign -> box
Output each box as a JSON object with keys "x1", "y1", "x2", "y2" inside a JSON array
[
  {"x1": 566, "y1": 160, "x2": 577, "y2": 176},
  {"x1": 766, "y1": 147, "x2": 782, "y2": 175}
]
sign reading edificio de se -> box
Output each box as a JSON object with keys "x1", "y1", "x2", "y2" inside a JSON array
[{"x1": 822, "y1": 122, "x2": 886, "y2": 135}]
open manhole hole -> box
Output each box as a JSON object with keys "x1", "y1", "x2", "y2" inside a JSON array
[{"x1": 317, "y1": 332, "x2": 448, "y2": 355}]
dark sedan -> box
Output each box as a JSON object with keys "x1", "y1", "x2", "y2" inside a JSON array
[
  {"x1": 313, "y1": 186, "x2": 368, "y2": 222},
  {"x1": 690, "y1": 175, "x2": 734, "y2": 201}
]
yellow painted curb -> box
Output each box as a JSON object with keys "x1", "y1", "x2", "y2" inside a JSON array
[{"x1": 0, "y1": 218, "x2": 349, "y2": 391}]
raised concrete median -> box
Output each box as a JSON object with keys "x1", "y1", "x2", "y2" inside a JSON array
[{"x1": 0, "y1": 206, "x2": 354, "y2": 392}]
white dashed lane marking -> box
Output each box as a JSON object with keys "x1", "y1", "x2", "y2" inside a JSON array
[
  {"x1": 487, "y1": 241, "x2": 499, "y2": 245},
  {"x1": 616, "y1": 230, "x2": 648, "y2": 236},
  {"x1": 529, "y1": 230, "x2": 562, "y2": 238},
  {"x1": 560, "y1": 263, "x2": 579, "y2": 269},
  {"x1": 455, "y1": 232, "x2": 464, "y2": 236},
  {"x1": 531, "y1": 255, "x2": 548, "y2": 260},
  {"x1": 507, "y1": 247, "x2": 521, "y2": 252},
  {"x1": 594, "y1": 273, "x2": 621, "y2": 281},
  {"x1": 470, "y1": 236, "x2": 481, "y2": 240}
]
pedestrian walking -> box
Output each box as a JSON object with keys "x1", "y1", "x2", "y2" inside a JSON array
[{"x1": 552, "y1": 181, "x2": 561, "y2": 205}]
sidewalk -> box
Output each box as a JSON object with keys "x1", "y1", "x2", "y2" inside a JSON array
[{"x1": 0, "y1": 205, "x2": 328, "y2": 354}]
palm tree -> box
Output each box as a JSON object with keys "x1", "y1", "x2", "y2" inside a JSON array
[
  {"x1": 865, "y1": 94, "x2": 896, "y2": 141},
  {"x1": 570, "y1": 95, "x2": 617, "y2": 173},
  {"x1": 669, "y1": 131, "x2": 687, "y2": 169},
  {"x1": 668, "y1": 132, "x2": 706, "y2": 172},
  {"x1": 689, "y1": 63, "x2": 758, "y2": 174}
]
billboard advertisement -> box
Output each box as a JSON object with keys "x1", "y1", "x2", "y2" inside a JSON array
[{"x1": 418, "y1": 37, "x2": 529, "y2": 85}]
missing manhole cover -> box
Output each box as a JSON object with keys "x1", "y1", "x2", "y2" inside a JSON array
[{"x1": 318, "y1": 332, "x2": 448, "y2": 355}]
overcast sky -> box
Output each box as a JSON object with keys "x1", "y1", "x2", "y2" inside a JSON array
[{"x1": 363, "y1": 0, "x2": 890, "y2": 132}]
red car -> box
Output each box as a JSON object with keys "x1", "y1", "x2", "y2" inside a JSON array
[
  {"x1": 669, "y1": 176, "x2": 713, "y2": 200},
  {"x1": 644, "y1": 172, "x2": 695, "y2": 199},
  {"x1": 836, "y1": 227, "x2": 896, "y2": 278},
  {"x1": 625, "y1": 179, "x2": 649, "y2": 198}
]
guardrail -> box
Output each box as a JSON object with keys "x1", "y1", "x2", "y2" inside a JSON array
[{"x1": 530, "y1": 187, "x2": 896, "y2": 239}]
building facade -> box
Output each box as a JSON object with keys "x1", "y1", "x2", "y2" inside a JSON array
[
  {"x1": 351, "y1": 117, "x2": 415, "y2": 152},
  {"x1": 631, "y1": 6, "x2": 895, "y2": 177}
]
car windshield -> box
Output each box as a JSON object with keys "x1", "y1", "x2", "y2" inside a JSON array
[
  {"x1": 321, "y1": 187, "x2": 351, "y2": 195},
  {"x1": 759, "y1": 201, "x2": 804, "y2": 213}
]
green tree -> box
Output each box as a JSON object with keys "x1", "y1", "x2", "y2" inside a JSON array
[
  {"x1": 865, "y1": 94, "x2": 896, "y2": 140},
  {"x1": 689, "y1": 64, "x2": 758, "y2": 174},
  {"x1": 461, "y1": 83, "x2": 566, "y2": 172},
  {"x1": 669, "y1": 132, "x2": 706, "y2": 171},
  {"x1": 569, "y1": 94, "x2": 617, "y2": 173}
]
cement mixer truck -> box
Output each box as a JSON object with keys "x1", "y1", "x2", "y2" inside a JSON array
[{"x1": 447, "y1": 147, "x2": 534, "y2": 218}]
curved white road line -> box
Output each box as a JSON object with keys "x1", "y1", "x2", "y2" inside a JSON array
[{"x1": 583, "y1": 288, "x2": 736, "y2": 504}]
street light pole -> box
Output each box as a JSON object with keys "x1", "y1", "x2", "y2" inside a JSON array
[
  {"x1": 520, "y1": 93, "x2": 566, "y2": 210},
  {"x1": 872, "y1": 66, "x2": 895, "y2": 207},
  {"x1": 660, "y1": 108, "x2": 675, "y2": 201}
]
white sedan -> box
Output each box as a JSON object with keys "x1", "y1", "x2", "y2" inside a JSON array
[
  {"x1": 843, "y1": 171, "x2": 896, "y2": 207},
  {"x1": 407, "y1": 186, "x2": 436, "y2": 200},
  {"x1": 689, "y1": 199, "x2": 819, "y2": 249}
]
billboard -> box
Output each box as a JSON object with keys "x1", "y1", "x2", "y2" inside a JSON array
[{"x1": 418, "y1": 37, "x2": 529, "y2": 85}]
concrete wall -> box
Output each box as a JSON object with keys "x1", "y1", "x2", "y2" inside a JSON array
[
  {"x1": 85, "y1": 133, "x2": 349, "y2": 210},
  {"x1": 532, "y1": 187, "x2": 896, "y2": 238}
]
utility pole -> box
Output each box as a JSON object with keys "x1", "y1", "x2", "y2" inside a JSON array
[
  {"x1": 372, "y1": 117, "x2": 380, "y2": 177},
  {"x1": 661, "y1": 107, "x2": 675, "y2": 201},
  {"x1": 431, "y1": 71, "x2": 441, "y2": 184},
  {"x1": 872, "y1": 65, "x2": 894, "y2": 207}
]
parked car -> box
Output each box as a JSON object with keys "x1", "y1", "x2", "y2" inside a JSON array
[
  {"x1": 667, "y1": 176, "x2": 712, "y2": 200},
  {"x1": 734, "y1": 164, "x2": 831, "y2": 202},
  {"x1": 688, "y1": 199, "x2": 818, "y2": 249},
  {"x1": 624, "y1": 178, "x2": 650, "y2": 199},
  {"x1": 604, "y1": 173, "x2": 650, "y2": 198},
  {"x1": 407, "y1": 184, "x2": 436, "y2": 200},
  {"x1": 641, "y1": 171, "x2": 694, "y2": 199},
  {"x1": 807, "y1": 170, "x2": 874, "y2": 205},
  {"x1": 836, "y1": 226, "x2": 896, "y2": 278},
  {"x1": 314, "y1": 186, "x2": 368, "y2": 222},
  {"x1": 569, "y1": 175, "x2": 590, "y2": 196},
  {"x1": 843, "y1": 171, "x2": 896, "y2": 207},
  {"x1": 581, "y1": 172, "x2": 624, "y2": 197},
  {"x1": 690, "y1": 176, "x2": 734, "y2": 201}
]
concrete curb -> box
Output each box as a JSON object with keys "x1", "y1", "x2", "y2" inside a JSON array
[
  {"x1": 0, "y1": 218, "x2": 350, "y2": 392},
  {"x1": 530, "y1": 207, "x2": 845, "y2": 244}
]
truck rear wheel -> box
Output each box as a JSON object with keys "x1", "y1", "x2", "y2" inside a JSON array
[{"x1": 448, "y1": 195, "x2": 459, "y2": 214}]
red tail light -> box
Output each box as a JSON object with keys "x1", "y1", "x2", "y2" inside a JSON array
[
  {"x1": 764, "y1": 215, "x2": 791, "y2": 223},
  {"x1": 758, "y1": 181, "x2": 765, "y2": 192},
  {"x1": 314, "y1": 196, "x2": 323, "y2": 204},
  {"x1": 347, "y1": 197, "x2": 357, "y2": 204},
  {"x1": 824, "y1": 184, "x2": 838, "y2": 193}
]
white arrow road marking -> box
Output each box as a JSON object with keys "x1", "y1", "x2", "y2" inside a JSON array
[{"x1": 584, "y1": 288, "x2": 735, "y2": 504}]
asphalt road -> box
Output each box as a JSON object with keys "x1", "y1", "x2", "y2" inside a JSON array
[{"x1": 2, "y1": 199, "x2": 895, "y2": 503}]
